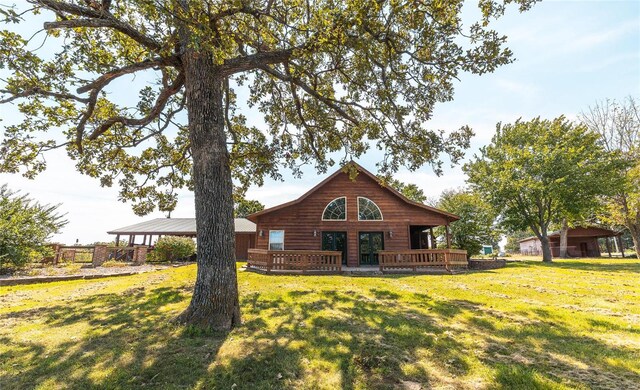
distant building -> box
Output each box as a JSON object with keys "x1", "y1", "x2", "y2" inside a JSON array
[
  {"x1": 107, "y1": 218, "x2": 256, "y2": 260},
  {"x1": 518, "y1": 227, "x2": 621, "y2": 257}
]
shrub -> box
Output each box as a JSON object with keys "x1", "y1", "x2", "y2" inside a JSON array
[{"x1": 150, "y1": 236, "x2": 196, "y2": 262}]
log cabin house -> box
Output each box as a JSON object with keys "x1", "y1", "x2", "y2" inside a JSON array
[{"x1": 246, "y1": 162, "x2": 467, "y2": 273}]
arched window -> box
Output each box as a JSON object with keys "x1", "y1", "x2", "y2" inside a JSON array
[
  {"x1": 322, "y1": 197, "x2": 347, "y2": 220},
  {"x1": 358, "y1": 197, "x2": 383, "y2": 220}
]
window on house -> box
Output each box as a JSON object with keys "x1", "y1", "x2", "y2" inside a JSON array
[
  {"x1": 358, "y1": 197, "x2": 383, "y2": 220},
  {"x1": 322, "y1": 197, "x2": 347, "y2": 220},
  {"x1": 269, "y1": 230, "x2": 285, "y2": 250}
]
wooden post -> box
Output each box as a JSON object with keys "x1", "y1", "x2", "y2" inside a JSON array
[
  {"x1": 115, "y1": 234, "x2": 120, "y2": 246},
  {"x1": 430, "y1": 227, "x2": 435, "y2": 249},
  {"x1": 605, "y1": 237, "x2": 612, "y2": 257},
  {"x1": 149, "y1": 235, "x2": 153, "y2": 247},
  {"x1": 445, "y1": 224, "x2": 451, "y2": 249}
]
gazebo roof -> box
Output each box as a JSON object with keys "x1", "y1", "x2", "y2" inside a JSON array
[{"x1": 107, "y1": 218, "x2": 256, "y2": 235}]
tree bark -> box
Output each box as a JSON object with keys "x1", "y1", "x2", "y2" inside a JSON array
[
  {"x1": 559, "y1": 218, "x2": 569, "y2": 258},
  {"x1": 175, "y1": 50, "x2": 241, "y2": 330},
  {"x1": 540, "y1": 235, "x2": 553, "y2": 262},
  {"x1": 628, "y1": 223, "x2": 640, "y2": 259}
]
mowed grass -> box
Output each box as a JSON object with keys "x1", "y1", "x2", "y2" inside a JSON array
[{"x1": 1, "y1": 260, "x2": 639, "y2": 389}]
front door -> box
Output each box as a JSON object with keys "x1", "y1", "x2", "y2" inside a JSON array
[
  {"x1": 322, "y1": 232, "x2": 348, "y2": 265},
  {"x1": 359, "y1": 232, "x2": 384, "y2": 266}
]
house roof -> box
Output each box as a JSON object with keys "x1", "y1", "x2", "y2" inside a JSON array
[
  {"x1": 247, "y1": 161, "x2": 459, "y2": 222},
  {"x1": 517, "y1": 226, "x2": 620, "y2": 243},
  {"x1": 107, "y1": 218, "x2": 256, "y2": 235}
]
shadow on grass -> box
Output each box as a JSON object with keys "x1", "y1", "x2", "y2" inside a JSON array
[
  {"x1": 520, "y1": 259, "x2": 640, "y2": 273},
  {"x1": 0, "y1": 286, "x2": 227, "y2": 389},
  {"x1": 2, "y1": 278, "x2": 639, "y2": 389}
]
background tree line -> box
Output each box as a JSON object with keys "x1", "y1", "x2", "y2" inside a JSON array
[{"x1": 398, "y1": 96, "x2": 638, "y2": 262}]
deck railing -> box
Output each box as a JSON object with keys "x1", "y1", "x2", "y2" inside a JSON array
[
  {"x1": 378, "y1": 249, "x2": 468, "y2": 272},
  {"x1": 247, "y1": 249, "x2": 342, "y2": 273}
]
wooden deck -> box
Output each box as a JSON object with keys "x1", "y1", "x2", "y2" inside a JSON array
[
  {"x1": 378, "y1": 249, "x2": 468, "y2": 272},
  {"x1": 247, "y1": 249, "x2": 343, "y2": 274},
  {"x1": 247, "y1": 248, "x2": 468, "y2": 274}
]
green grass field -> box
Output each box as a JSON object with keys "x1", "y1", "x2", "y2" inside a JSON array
[{"x1": 1, "y1": 259, "x2": 639, "y2": 389}]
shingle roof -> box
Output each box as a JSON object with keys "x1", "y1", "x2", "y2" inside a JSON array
[
  {"x1": 107, "y1": 218, "x2": 256, "y2": 235},
  {"x1": 247, "y1": 161, "x2": 460, "y2": 222}
]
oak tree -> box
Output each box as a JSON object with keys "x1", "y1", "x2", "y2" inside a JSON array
[
  {"x1": 464, "y1": 117, "x2": 619, "y2": 262},
  {"x1": 1, "y1": 0, "x2": 536, "y2": 329}
]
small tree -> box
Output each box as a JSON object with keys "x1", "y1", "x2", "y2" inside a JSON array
[
  {"x1": 151, "y1": 236, "x2": 196, "y2": 262},
  {"x1": 504, "y1": 230, "x2": 530, "y2": 254},
  {"x1": 233, "y1": 199, "x2": 264, "y2": 218},
  {"x1": 580, "y1": 97, "x2": 640, "y2": 258},
  {"x1": 437, "y1": 189, "x2": 500, "y2": 258},
  {"x1": 0, "y1": 185, "x2": 67, "y2": 270},
  {"x1": 465, "y1": 117, "x2": 620, "y2": 262}
]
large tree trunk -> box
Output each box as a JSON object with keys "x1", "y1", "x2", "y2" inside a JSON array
[
  {"x1": 540, "y1": 235, "x2": 553, "y2": 263},
  {"x1": 175, "y1": 51, "x2": 241, "y2": 330},
  {"x1": 559, "y1": 218, "x2": 569, "y2": 258}
]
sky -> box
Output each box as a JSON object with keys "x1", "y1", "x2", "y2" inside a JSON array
[{"x1": 1, "y1": 0, "x2": 639, "y2": 244}]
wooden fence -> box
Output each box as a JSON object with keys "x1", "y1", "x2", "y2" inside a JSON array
[
  {"x1": 378, "y1": 249, "x2": 468, "y2": 272},
  {"x1": 45, "y1": 244, "x2": 148, "y2": 267},
  {"x1": 247, "y1": 249, "x2": 342, "y2": 273}
]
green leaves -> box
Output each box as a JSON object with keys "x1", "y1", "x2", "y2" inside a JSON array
[
  {"x1": 437, "y1": 189, "x2": 500, "y2": 256},
  {"x1": 0, "y1": 184, "x2": 67, "y2": 270},
  {"x1": 1, "y1": 0, "x2": 537, "y2": 215},
  {"x1": 464, "y1": 116, "x2": 621, "y2": 239}
]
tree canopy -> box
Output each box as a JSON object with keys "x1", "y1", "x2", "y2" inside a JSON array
[
  {"x1": 377, "y1": 173, "x2": 427, "y2": 203},
  {"x1": 464, "y1": 116, "x2": 621, "y2": 262},
  {"x1": 234, "y1": 198, "x2": 264, "y2": 218},
  {"x1": 1, "y1": 0, "x2": 537, "y2": 329},
  {"x1": 1, "y1": 0, "x2": 536, "y2": 213}
]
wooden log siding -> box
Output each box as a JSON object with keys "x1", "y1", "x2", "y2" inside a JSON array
[
  {"x1": 248, "y1": 249, "x2": 342, "y2": 273},
  {"x1": 251, "y1": 168, "x2": 455, "y2": 267},
  {"x1": 379, "y1": 249, "x2": 468, "y2": 272}
]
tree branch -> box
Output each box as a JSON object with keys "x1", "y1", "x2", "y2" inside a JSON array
[
  {"x1": 37, "y1": 0, "x2": 163, "y2": 51},
  {"x1": 87, "y1": 72, "x2": 185, "y2": 140},
  {"x1": 0, "y1": 87, "x2": 89, "y2": 104},
  {"x1": 77, "y1": 56, "x2": 180, "y2": 94},
  {"x1": 258, "y1": 64, "x2": 360, "y2": 126},
  {"x1": 218, "y1": 48, "x2": 294, "y2": 77}
]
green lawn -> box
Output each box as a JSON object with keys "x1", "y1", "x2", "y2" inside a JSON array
[{"x1": 1, "y1": 260, "x2": 639, "y2": 389}]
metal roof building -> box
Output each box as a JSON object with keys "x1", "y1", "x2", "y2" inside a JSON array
[
  {"x1": 107, "y1": 218, "x2": 256, "y2": 236},
  {"x1": 107, "y1": 218, "x2": 257, "y2": 260}
]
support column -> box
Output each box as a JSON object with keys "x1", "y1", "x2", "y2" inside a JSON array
[
  {"x1": 445, "y1": 224, "x2": 451, "y2": 249},
  {"x1": 605, "y1": 237, "x2": 612, "y2": 257},
  {"x1": 133, "y1": 246, "x2": 147, "y2": 266},
  {"x1": 115, "y1": 234, "x2": 120, "y2": 246},
  {"x1": 430, "y1": 227, "x2": 435, "y2": 249},
  {"x1": 92, "y1": 245, "x2": 108, "y2": 267}
]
